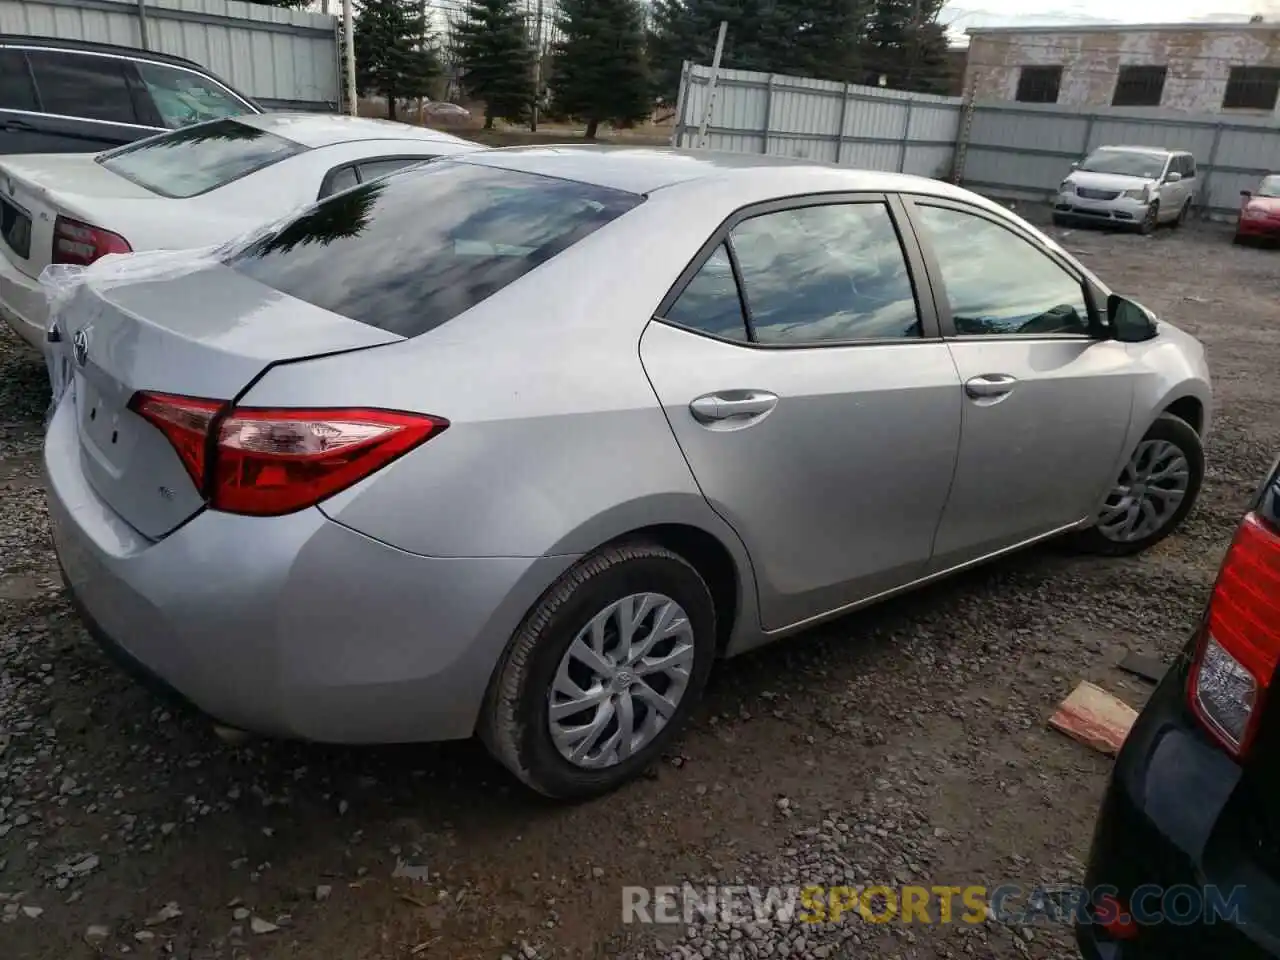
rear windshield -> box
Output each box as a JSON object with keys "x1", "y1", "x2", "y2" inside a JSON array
[
  {"x1": 98, "y1": 119, "x2": 305, "y2": 198},
  {"x1": 226, "y1": 162, "x2": 642, "y2": 337}
]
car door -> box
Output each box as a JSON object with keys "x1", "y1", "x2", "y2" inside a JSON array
[
  {"x1": 21, "y1": 48, "x2": 156, "y2": 153},
  {"x1": 903, "y1": 197, "x2": 1135, "y2": 571},
  {"x1": 639, "y1": 195, "x2": 963, "y2": 631}
]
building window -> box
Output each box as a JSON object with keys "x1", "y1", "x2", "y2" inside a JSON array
[
  {"x1": 1223, "y1": 66, "x2": 1280, "y2": 110},
  {"x1": 1016, "y1": 66, "x2": 1063, "y2": 103},
  {"x1": 1112, "y1": 65, "x2": 1167, "y2": 107}
]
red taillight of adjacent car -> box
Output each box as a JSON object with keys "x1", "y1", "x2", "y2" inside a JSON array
[
  {"x1": 1188, "y1": 511, "x2": 1280, "y2": 757},
  {"x1": 130, "y1": 392, "x2": 447, "y2": 517},
  {"x1": 51, "y1": 215, "x2": 132, "y2": 265}
]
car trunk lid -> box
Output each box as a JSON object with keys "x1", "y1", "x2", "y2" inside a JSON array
[
  {"x1": 0, "y1": 154, "x2": 155, "y2": 279},
  {"x1": 51, "y1": 264, "x2": 403, "y2": 539}
]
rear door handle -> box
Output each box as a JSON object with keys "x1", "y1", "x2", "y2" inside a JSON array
[
  {"x1": 690, "y1": 390, "x2": 778, "y2": 423},
  {"x1": 1, "y1": 120, "x2": 34, "y2": 132},
  {"x1": 964, "y1": 374, "x2": 1019, "y2": 399}
]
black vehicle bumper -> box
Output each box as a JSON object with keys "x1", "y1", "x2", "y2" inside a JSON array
[{"x1": 1078, "y1": 633, "x2": 1280, "y2": 959}]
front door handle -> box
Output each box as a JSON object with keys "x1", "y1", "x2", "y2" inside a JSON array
[
  {"x1": 1, "y1": 119, "x2": 34, "y2": 132},
  {"x1": 964, "y1": 374, "x2": 1019, "y2": 399},
  {"x1": 690, "y1": 390, "x2": 778, "y2": 423}
]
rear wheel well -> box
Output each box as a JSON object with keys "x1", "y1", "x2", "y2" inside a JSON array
[
  {"x1": 608, "y1": 524, "x2": 739, "y2": 655},
  {"x1": 1164, "y1": 396, "x2": 1204, "y2": 435}
]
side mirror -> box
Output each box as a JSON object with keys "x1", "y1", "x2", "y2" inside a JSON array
[
  {"x1": 1070, "y1": 161, "x2": 1080, "y2": 170},
  {"x1": 1242, "y1": 189, "x2": 1253, "y2": 198},
  {"x1": 1165, "y1": 171, "x2": 1182, "y2": 183},
  {"x1": 1108, "y1": 294, "x2": 1158, "y2": 343}
]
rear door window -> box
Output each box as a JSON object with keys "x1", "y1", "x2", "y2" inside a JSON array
[
  {"x1": 357, "y1": 157, "x2": 426, "y2": 182},
  {"x1": 98, "y1": 118, "x2": 306, "y2": 198},
  {"x1": 135, "y1": 60, "x2": 251, "y2": 129},
  {"x1": 27, "y1": 50, "x2": 138, "y2": 125},
  {"x1": 0, "y1": 49, "x2": 37, "y2": 111},
  {"x1": 228, "y1": 161, "x2": 641, "y2": 337}
]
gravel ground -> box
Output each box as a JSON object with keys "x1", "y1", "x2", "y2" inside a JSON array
[{"x1": 1, "y1": 218, "x2": 1277, "y2": 960}]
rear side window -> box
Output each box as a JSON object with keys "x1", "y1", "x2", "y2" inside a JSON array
[
  {"x1": 27, "y1": 50, "x2": 137, "y2": 125},
  {"x1": 135, "y1": 60, "x2": 250, "y2": 129},
  {"x1": 228, "y1": 162, "x2": 641, "y2": 337},
  {"x1": 99, "y1": 119, "x2": 306, "y2": 198},
  {"x1": 357, "y1": 157, "x2": 426, "y2": 181},
  {"x1": 0, "y1": 50, "x2": 37, "y2": 111},
  {"x1": 665, "y1": 244, "x2": 748, "y2": 341}
]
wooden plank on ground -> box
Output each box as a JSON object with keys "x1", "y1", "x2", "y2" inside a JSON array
[{"x1": 1048, "y1": 681, "x2": 1138, "y2": 756}]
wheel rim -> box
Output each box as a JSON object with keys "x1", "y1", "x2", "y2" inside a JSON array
[
  {"x1": 547, "y1": 593, "x2": 695, "y2": 769},
  {"x1": 1144, "y1": 205, "x2": 1159, "y2": 230},
  {"x1": 1096, "y1": 439, "x2": 1190, "y2": 543}
]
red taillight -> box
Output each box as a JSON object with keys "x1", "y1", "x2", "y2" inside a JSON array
[
  {"x1": 129, "y1": 392, "x2": 223, "y2": 486},
  {"x1": 129, "y1": 392, "x2": 447, "y2": 517},
  {"x1": 1095, "y1": 894, "x2": 1139, "y2": 940},
  {"x1": 1189, "y1": 512, "x2": 1280, "y2": 756},
  {"x1": 52, "y1": 215, "x2": 131, "y2": 265}
]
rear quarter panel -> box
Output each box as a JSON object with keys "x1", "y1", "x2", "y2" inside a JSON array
[{"x1": 233, "y1": 187, "x2": 755, "y2": 565}]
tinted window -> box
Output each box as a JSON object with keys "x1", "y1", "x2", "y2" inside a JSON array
[
  {"x1": 99, "y1": 119, "x2": 305, "y2": 198},
  {"x1": 27, "y1": 51, "x2": 137, "y2": 125},
  {"x1": 664, "y1": 243, "x2": 748, "y2": 341},
  {"x1": 358, "y1": 157, "x2": 426, "y2": 182},
  {"x1": 319, "y1": 164, "x2": 360, "y2": 198},
  {"x1": 0, "y1": 50, "x2": 37, "y2": 111},
  {"x1": 729, "y1": 203, "x2": 920, "y2": 344},
  {"x1": 1078, "y1": 149, "x2": 1166, "y2": 179},
  {"x1": 916, "y1": 205, "x2": 1089, "y2": 337},
  {"x1": 136, "y1": 60, "x2": 248, "y2": 129},
  {"x1": 228, "y1": 162, "x2": 641, "y2": 337}
]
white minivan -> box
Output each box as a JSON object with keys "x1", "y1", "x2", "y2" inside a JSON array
[{"x1": 1054, "y1": 145, "x2": 1198, "y2": 233}]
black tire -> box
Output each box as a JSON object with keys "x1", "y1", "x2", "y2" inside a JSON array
[
  {"x1": 1138, "y1": 201, "x2": 1160, "y2": 235},
  {"x1": 480, "y1": 541, "x2": 717, "y2": 799},
  {"x1": 1070, "y1": 412, "x2": 1204, "y2": 557},
  {"x1": 1052, "y1": 213, "x2": 1070, "y2": 228}
]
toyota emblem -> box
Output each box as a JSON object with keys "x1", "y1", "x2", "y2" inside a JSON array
[{"x1": 72, "y1": 329, "x2": 89, "y2": 367}]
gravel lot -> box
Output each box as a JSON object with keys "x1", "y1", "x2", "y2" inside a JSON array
[{"x1": 1, "y1": 217, "x2": 1277, "y2": 960}]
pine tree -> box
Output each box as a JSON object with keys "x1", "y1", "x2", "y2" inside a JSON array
[
  {"x1": 455, "y1": 0, "x2": 536, "y2": 128},
  {"x1": 867, "y1": 0, "x2": 950, "y2": 93},
  {"x1": 353, "y1": 0, "x2": 439, "y2": 121},
  {"x1": 551, "y1": 0, "x2": 651, "y2": 140},
  {"x1": 648, "y1": 0, "x2": 872, "y2": 102}
]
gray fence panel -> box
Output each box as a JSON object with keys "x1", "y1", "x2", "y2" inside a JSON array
[
  {"x1": 0, "y1": 0, "x2": 338, "y2": 108},
  {"x1": 675, "y1": 62, "x2": 1275, "y2": 220}
]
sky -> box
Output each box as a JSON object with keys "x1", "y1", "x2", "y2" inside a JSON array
[{"x1": 939, "y1": 0, "x2": 1279, "y2": 32}]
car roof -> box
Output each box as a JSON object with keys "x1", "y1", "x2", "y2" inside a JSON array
[
  {"x1": 234, "y1": 112, "x2": 477, "y2": 149},
  {"x1": 0, "y1": 33, "x2": 206, "y2": 72},
  {"x1": 454, "y1": 144, "x2": 986, "y2": 202}
]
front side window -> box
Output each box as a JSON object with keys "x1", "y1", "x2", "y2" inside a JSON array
[
  {"x1": 98, "y1": 119, "x2": 306, "y2": 198},
  {"x1": 1078, "y1": 149, "x2": 1167, "y2": 180},
  {"x1": 729, "y1": 202, "x2": 921, "y2": 344},
  {"x1": 27, "y1": 50, "x2": 137, "y2": 125},
  {"x1": 135, "y1": 61, "x2": 249, "y2": 129},
  {"x1": 664, "y1": 243, "x2": 748, "y2": 341},
  {"x1": 228, "y1": 162, "x2": 641, "y2": 337},
  {"x1": 915, "y1": 205, "x2": 1089, "y2": 337}
]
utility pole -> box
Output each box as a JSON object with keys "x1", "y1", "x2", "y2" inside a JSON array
[
  {"x1": 343, "y1": 0, "x2": 357, "y2": 115},
  {"x1": 531, "y1": 0, "x2": 544, "y2": 132},
  {"x1": 695, "y1": 20, "x2": 728, "y2": 150}
]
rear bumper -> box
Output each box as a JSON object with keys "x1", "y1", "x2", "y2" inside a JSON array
[
  {"x1": 0, "y1": 250, "x2": 48, "y2": 352},
  {"x1": 45, "y1": 392, "x2": 577, "y2": 743},
  {"x1": 1078, "y1": 634, "x2": 1280, "y2": 959}
]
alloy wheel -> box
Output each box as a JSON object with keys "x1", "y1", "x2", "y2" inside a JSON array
[
  {"x1": 547, "y1": 593, "x2": 695, "y2": 769},
  {"x1": 1096, "y1": 439, "x2": 1191, "y2": 543}
]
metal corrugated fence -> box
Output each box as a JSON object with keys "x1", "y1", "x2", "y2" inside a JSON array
[
  {"x1": 0, "y1": 0, "x2": 339, "y2": 109},
  {"x1": 675, "y1": 60, "x2": 1280, "y2": 219},
  {"x1": 673, "y1": 62, "x2": 961, "y2": 180}
]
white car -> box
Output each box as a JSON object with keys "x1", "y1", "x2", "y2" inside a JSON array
[
  {"x1": 1053, "y1": 145, "x2": 1198, "y2": 234},
  {"x1": 0, "y1": 112, "x2": 480, "y2": 351}
]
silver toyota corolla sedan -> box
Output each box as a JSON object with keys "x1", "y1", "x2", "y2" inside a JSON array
[{"x1": 45, "y1": 147, "x2": 1212, "y2": 798}]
